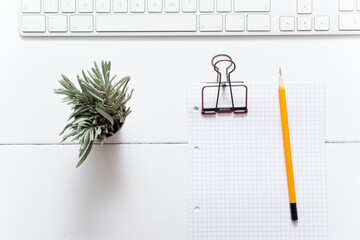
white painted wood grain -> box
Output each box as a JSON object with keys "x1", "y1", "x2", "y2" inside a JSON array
[
  {"x1": 1, "y1": 2, "x2": 360, "y2": 143},
  {"x1": 0, "y1": 144, "x2": 187, "y2": 240},
  {"x1": 327, "y1": 143, "x2": 360, "y2": 239},
  {"x1": 0, "y1": 144, "x2": 359, "y2": 239}
]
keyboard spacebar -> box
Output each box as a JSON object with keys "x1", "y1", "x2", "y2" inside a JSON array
[{"x1": 96, "y1": 15, "x2": 197, "y2": 32}]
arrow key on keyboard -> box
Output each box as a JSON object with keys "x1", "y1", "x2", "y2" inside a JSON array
[
  {"x1": 314, "y1": 16, "x2": 329, "y2": 31},
  {"x1": 297, "y1": 16, "x2": 312, "y2": 31},
  {"x1": 280, "y1": 16, "x2": 295, "y2": 31}
]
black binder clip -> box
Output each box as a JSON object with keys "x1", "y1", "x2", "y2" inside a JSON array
[{"x1": 201, "y1": 54, "x2": 248, "y2": 115}]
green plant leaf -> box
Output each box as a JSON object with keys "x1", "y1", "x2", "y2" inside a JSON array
[
  {"x1": 101, "y1": 61, "x2": 108, "y2": 85},
  {"x1": 87, "y1": 70, "x2": 103, "y2": 87},
  {"x1": 105, "y1": 84, "x2": 111, "y2": 98},
  {"x1": 93, "y1": 62, "x2": 103, "y2": 81},
  {"x1": 108, "y1": 91, "x2": 119, "y2": 105},
  {"x1": 76, "y1": 141, "x2": 94, "y2": 168},
  {"x1": 72, "y1": 117, "x2": 89, "y2": 125},
  {"x1": 56, "y1": 61, "x2": 133, "y2": 167},
  {"x1": 124, "y1": 108, "x2": 132, "y2": 118},
  {"x1": 59, "y1": 123, "x2": 72, "y2": 135},
  {"x1": 61, "y1": 129, "x2": 77, "y2": 142},
  {"x1": 95, "y1": 107, "x2": 114, "y2": 125},
  {"x1": 109, "y1": 74, "x2": 117, "y2": 84},
  {"x1": 114, "y1": 76, "x2": 130, "y2": 91}
]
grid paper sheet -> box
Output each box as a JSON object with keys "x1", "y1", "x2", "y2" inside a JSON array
[{"x1": 188, "y1": 83, "x2": 327, "y2": 240}]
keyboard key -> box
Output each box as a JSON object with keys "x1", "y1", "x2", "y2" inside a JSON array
[
  {"x1": 183, "y1": 0, "x2": 197, "y2": 12},
  {"x1": 70, "y1": 15, "x2": 94, "y2": 32},
  {"x1": 44, "y1": 0, "x2": 59, "y2": 13},
  {"x1": 165, "y1": 0, "x2": 180, "y2": 12},
  {"x1": 297, "y1": 0, "x2": 312, "y2": 14},
  {"x1": 280, "y1": 16, "x2": 295, "y2": 31},
  {"x1": 148, "y1": 0, "x2": 162, "y2": 12},
  {"x1": 96, "y1": 15, "x2": 197, "y2": 31},
  {"x1": 49, "y1": 15, "x2": 67, "y2": 32},
  {"x1": 247, "y1": 14, "x2": 271, "y2": 31},
  {"x1": 339, "y1": 0, "x2": 354, "y2": 11},
  {"x1": 114, "y1": 0, "x2": 128, "y2": 12},
  {"x1": 314, "y1": 16, "x2": 330, "y2": 31},
  {"x1": 234, "y1": 0, "x2": 270, "y2": 12},
  {"x1": 22, "y1": 0, "x2": 41, "y2": 13},
  {"x1": 225, "y1": 14, "x2": 245, "y2": 31},
  {"x1": 79, "y1": 0, "x2": 93, "y2": 13},
  {"x1": 22, "y1": 15, "x2": 45, "y2": 32},
  {"x1": 113, "y1": 0, "x2": 128, "y2": 13},
  {"x1": 62, "y1": 0, "x2": 76, "y2": 13},
  {"x1": 200, "y1": 15, "x2": 223, "y2": 31},
  {"x1": 339, "y1": 13, "x2": 360, "y2": 30},
  {"x1": 297, "y1": 16, "x2": 312, "y2": 31},
  {"x1": 217, "y1": 0, "x2": 231, "y2": 12},
  {"x1": 131, "y1": 0, "x2": 145, "y2": 12},
  {"x1": 96, "y1": 0, "x2": 110, "y2": 12},
  {"x1": 200, "y1": 0, "x2": 214, "y2": 12}
]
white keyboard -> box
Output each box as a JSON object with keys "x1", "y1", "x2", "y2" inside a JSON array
[{"x1": 20, "y1": 0, "x2": 360, "y2": 36}]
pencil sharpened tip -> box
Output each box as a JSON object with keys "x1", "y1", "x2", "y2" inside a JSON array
[{"x1": 278, "y1": 68, "x2": 284, "y2": 87}]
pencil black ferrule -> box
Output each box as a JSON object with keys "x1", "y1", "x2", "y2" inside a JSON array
[{"x1": 290, "y1": 203, "x2": 298, "y2": 221}]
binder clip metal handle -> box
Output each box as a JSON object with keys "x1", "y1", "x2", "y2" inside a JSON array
[
  {"x1": 213, "y1": 59, "x2": 236, "y2": 83},
  {"x1": 211, "y1": 54, "x2": 233, "y2": 68},
  {"x1": 202, "y1": 54, "x2": 248, "y2": 115}
]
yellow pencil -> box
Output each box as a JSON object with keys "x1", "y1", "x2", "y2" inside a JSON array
[{"x1": 278, "y1": 68, "x2": 298, "y2": 221}]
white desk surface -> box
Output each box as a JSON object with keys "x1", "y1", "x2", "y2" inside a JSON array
[{"x1": 1, "y1": 1, "x2": 360, "y2": 239}]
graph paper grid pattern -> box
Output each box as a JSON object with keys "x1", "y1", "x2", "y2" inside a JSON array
[{"x1": 188, "y1": 83, "x2": 327, "y2": 240}]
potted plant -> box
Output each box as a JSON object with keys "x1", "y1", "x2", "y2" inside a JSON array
[{"x1": 54, "y1": 61, "x2": 133, "y2": 167}]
